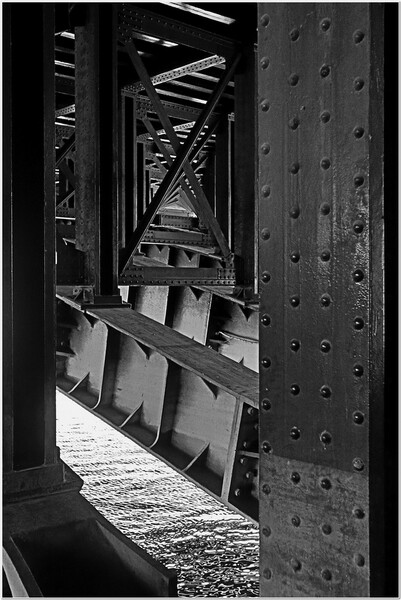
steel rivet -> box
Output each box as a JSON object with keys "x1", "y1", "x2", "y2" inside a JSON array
[
  {"x1": 289, "y1": 205, "x2": 300, "y2": 218},
  {"x1": 320, "y1": 340, "x2": 331, "y2": 353},
  {"x1": 320, "y1": 431, "x2": 332, "y2": 445},
  {"x1": 353, "y1": 364, "x2": 364, "y2": 377},
  {"x1": 353, "y1": 126, "x2": 365, "y2": 139},
  {"x1": 260, "y1": 101, "x2": 270, "y2": 113},
  {"x1": 353, "y1": 507, "x2": 365, "y2": 519},
  {"x1": 320, "y1": 202, "x2": 331, "y2": 215},
  {"x1": 290, "y1": 162, "x2": 300, "y2": 174},
  {"x1": 291, "y1": 515, "x2": 301, "y2": 527},
  {"x1": 290, "y1": 384, "x2": 300, "y2": 396},
  {"x1": 352, "y1": 457, "x2": 365, "y2": 471},
  {"x1": 239, "y1": 457, "x2": 247, "y2": 465},
  {"x1": 247, "y1": 406, "x2": 256, "y2": 416},
  {"x1": 262, "y1": 441, "x2": 272, "y2": 454},
  {"x1": 289, "y1": 117, "x2": 300, "y2": 130},
  {"x1": 290, "y1": 339, "x2": 300, "y2": 352},
  {"x1": 261, "y1": 228, "x2": 271, "y2": 240},
  {"x1": 263, "y1": 568, "x2": 272, "y2": 580},
  {"x1": 290, "y1": 296, "x2": 300, "y2": 307},
  {"x1": 320, "y1": 18, "x2": 331, "y2": 31},
  {"x1": 354, "y1": 317, "x2": 365, "y2": 330},
  {"x1": 320, "y1": 250, "x2": 331, "y2": 262},
  {"x1": 260, "y1": 57, "x2": 270, "y2": 69},
  {"x1": 261, "y1": 271, "x2": 271, "y2": 283},
  {"x1": 321, "y1": 569, "x2": 332, "y2": 581},
  {"x1": 261, "y1": 185, "x2": 271, "y2": 197},
  {"x1": 262, "y1": 399, "x2": 271, "y2": 411},
  {"x1": 290, "y1": 558, "x2": 302, "y2": 572},
  {"x1": 288, "y1": 73, "x2": 299, "y2": 86},
  {"x1": 262, "y1": 526, "x2": 272, "y2": 537},
  {"x1": 261, "y1": 314, "x2": 271, "y2": 326},
  {"x1": 234, "y1": 488, "x2": 241, "y2": 497},
  {"x1": 353, "y1": 269, "x2": 364, "y2": 282},
  {"x1": 320, "y1": 385, "x2": 332, "y2": 398},
  {"x1": 262, "y1": 484, "x2": 271, "y2": 495},
  {"x1": 260, "y1": 14, "x2": 270, "y2": 27},
  {"x1": 354, "y1": 554, "x2": 365, "y2": 567},
  {"x1": 353, "y1": 411, "x2": 365, "y2": 424},
  {"x1": 261, "y1": 357, "x2": 271, "y2": 368},
  {"x1": 320, "y1": 157, "x2": 331, "y2": 170},
  {"x1": 242, "y1": 440, "x2": 251, "y2": 449},
  {"x1": 320, "y1": 294, "x2": 331, "y2": 307},
  {"x1": 354, "y1": 175, "x2": 364, "y2": 187},
  {"x1": 290, "y1": 251, "x2": 300, "y2": 263},
  {"x1": 291, "y1": 472, "x2": 300, "y2": 484},
  {"x1": 320, "y1": 64, "x2": 331, "y2": 78},
  {"x1": 322, "y1": 524, "x2": 332, "y2": 535},
  {"x1": 320, "y1": 111, "x2": 331, "y2": 123},
  {"x1": 353, "y1": 30, "x2": 365, "y2": 44},
  {"x1": 353, "y1": 221, "x2": 364, "y2": 234},
  {"x1": 354, "y1": 77, "x2": 365, "y2": 91},
  {"x1": 290, "y1": 28, "x2": 300, "y2": 41},
  {"x1": 261, "y1": 142, "x2": 271, "y2": 154},
  {"x1": 290, "y1": 427, "x2": 301, "y2": 440},
  {"x1": 320, "y1": 478, "x2": 331, "y2": 490}
]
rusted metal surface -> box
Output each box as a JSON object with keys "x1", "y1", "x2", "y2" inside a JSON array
[{"x1": 258, "y1": 4, "x2": 384, "y2": 596}]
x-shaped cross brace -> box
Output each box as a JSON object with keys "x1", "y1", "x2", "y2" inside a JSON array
[{"x1": 119, "y1": 42, "x2": 241, "y2": 274}]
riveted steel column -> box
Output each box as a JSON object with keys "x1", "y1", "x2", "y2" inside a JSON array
[
  {"x1": 233, "y1": 44, "x2": 256, "y2": 289},
  {"x1": 258, "y1": 4, "x2": 388, "y2": 596},
  {"x1": 3, "y1": 4, "x2": 63, "y2": 480},
  {"x1": 75, "y1": 4, "x2": 119, "y2": 298}
]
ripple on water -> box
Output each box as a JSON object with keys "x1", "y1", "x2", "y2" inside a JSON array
[{"x1": 56, "y1": 392, "x2": 259, "y2": 597}]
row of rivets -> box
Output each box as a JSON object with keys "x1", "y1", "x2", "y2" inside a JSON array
[
  {"x1": 261, "y1": 397, "x2": 365, "y2": 425},
  {"x1": 287, "y1": 116, "x2": 365, "y2": 138},
  {"x1": 262, "y1": 442, "x2": 365, "y2": 471},
  {"x1": 260, "y1": 13, "x2": 365, "y2": 44},
  {"x1": 286, "y1": 71, "x2": 365, "y2": 91}
]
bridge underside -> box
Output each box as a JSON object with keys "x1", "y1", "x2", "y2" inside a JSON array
[{"x1": 3, "y1": 2, "x2": 397, "y2": 598}]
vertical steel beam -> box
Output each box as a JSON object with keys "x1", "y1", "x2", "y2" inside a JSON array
[
  {"x1": 3, "y1": 4, "x2": 62, "y2": 479},
  {"x1": 75, "y1": 4, "x2": 119, "y2": 298},
  {"x1": 233, "y1": 44, "x2": 256, "y2": 289},
  {"x1": 137, "y1": 142, "x2": 146, "y2": 222},
  {"x1": 120, "y1": 94, "x2": 137, "y2": 247},
  {"x1": 215, "y1": 116, "x2": 230, "y2": 243},
  {"x1": 202, "y1": 155, "x2": 216, "y2": 213},
  {"x1": 258, "y1": 4, "x2": 390, "y2": 596}
]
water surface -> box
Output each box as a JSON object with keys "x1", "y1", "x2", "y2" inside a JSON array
[{"x1": 56, "y1": 392, "x2": 259, "y2": 597}]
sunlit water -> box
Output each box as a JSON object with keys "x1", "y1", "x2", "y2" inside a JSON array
[{"x1": 56, "y1": 392, "x2": 259, "y2": 597}]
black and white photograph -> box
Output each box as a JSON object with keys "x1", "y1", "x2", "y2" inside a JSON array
[{"x1": 3, "y1": 1, "x2": 398, "y2": 597}]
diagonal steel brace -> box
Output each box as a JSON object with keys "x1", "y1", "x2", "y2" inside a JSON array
[{"x1": 119, "y1": 42, "x2": 241, "y2": 273}]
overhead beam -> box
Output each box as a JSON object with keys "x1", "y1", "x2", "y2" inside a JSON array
[
  {"x1": 124, "y1": 55, "x2": 225, "y2": 94},
  {"x1": 118, "y1": 5, "x2": 238, "y2": 57}
]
